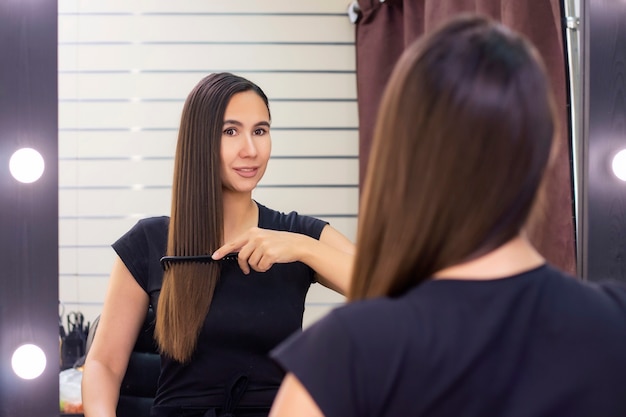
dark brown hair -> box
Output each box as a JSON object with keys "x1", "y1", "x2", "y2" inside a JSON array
[
  {"x1": 350, "y1": 15, "x2": 557, "y2": 300},
  {"x1": 155, "y1": 73, "x2": 270, "y2": 362}
]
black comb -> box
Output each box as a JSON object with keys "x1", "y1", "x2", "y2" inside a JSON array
[{"x1": 159, "y1": 252, "x2": 239, "y2": 271}]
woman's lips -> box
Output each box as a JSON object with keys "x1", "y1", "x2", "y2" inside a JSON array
[{"x1": 234, "y1": 167, "x2": 258, "y2": 178}]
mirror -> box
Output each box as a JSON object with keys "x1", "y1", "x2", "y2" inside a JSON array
[{"x1": 58, "y1": 2, "x2": 359, "y2": 341}]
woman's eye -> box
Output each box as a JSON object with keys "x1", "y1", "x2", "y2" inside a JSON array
[
  {"x1": 254, "y1": 128, "x2": 267, "y2": 136},
  {"x1": 223, "y1": 128, "x2": 236, "y2": 136}
]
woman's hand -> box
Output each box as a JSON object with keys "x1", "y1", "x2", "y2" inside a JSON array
[
  {"x1": 212, "y1": 225, "x2": 355, "y2": 295},
  {"x1": 212, "y1": 227, "x2": 305, "y2": 274}
]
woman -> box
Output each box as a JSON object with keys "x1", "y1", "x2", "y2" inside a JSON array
[
  {"x1": 82, "y1": 73, "x2": 355, "y2": 417},
  {"x1": 269, "y1": 14, "x2": 626, "y2": 417}
]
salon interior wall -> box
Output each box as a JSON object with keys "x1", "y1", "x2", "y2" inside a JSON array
[{"x1": 58, "y1": 0, "x2": 357, "y2": 330}]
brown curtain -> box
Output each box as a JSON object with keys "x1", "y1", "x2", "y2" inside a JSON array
[{"x1": 355, "y1": 0, "x2": 576, "y2": 274}]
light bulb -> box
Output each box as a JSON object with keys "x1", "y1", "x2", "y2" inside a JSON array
[
  {"x1": 612, "y1": 149, "x2": 626, "y2": 182},
  {"x1": 11, "y1": 344, "x2": 47, "y2": 379},
  {"x1": 9, "y1": 147, "x2": 45, "y2": 183}
]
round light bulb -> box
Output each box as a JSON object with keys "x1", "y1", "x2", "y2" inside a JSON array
[
  {"x1": 612, "y1": 149, "x2": 626, "y2": 182},
  {"x1": 9, "y1": 147, "x2": 45, "y2": 183},
  {"x1": 11, "y1": 344, "x2": 47, "y2": 379}
]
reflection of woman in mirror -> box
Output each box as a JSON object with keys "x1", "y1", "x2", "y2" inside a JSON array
[
  {"x1": 269, "y1": 14, "x2": 626, "y2": 417},
  {"x1": 82, "y1": 72, "x2": 355, "y2": 417}
]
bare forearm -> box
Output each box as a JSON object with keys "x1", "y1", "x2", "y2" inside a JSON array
[
  {"x1": 82, "y1": 360, "x2": 123, "y2": 417},
  {"x1": 296, "y1": 234, "x2": 354, "y2": 295}
]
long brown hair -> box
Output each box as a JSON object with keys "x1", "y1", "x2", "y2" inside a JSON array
[
  {"x1": 350, "y1": 15, "x2": 557, "y2": 300},
  {"x1": 155, "y1": 73, "x2": 270, "y2": 363}
]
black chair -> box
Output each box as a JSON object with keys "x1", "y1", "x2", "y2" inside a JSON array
[{"x1": 85, "y1": 307, "x2": 160, "y2": 417}]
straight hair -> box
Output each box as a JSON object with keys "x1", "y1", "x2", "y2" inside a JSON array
[
  {"x1": 350, "y1": 15, "x2": 557, "y2": 300},
  {"x1": 155, "y1": 73, "x2": 270, "y2": 363}
]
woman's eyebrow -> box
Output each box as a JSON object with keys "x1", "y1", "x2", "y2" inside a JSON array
[{"x1": 223, "y1": 120, "x2": 271, "y2": 127}]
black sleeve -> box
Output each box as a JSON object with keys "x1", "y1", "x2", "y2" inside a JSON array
[
  {"x1": 287, "y1": 211, "x2": 328, "y2": 240},
  {"x1": 272, "y1": 298, "x2": 417, "y2": 417},
  {"x1": 270, "y1": 310, "x2": 362, "y2": 417},
  {"x1": 257, "y1": 202, "x2": 328, "y2": 239},
  {"x1": 112, "y1": 217, "x2": 168, "y2": 293}
]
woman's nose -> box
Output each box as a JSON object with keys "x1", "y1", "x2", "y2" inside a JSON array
[{"x1": 239, "y1": 134, "x2": 258, "y2": 157}]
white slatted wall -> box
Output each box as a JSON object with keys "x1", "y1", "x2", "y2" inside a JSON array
[{"x1": 58, "y1": 0, "x2": 358, "y2": 328}]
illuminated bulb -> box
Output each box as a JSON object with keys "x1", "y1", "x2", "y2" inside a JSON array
[
  {"x1": 11, "y1": 344, "x2": 47, "y2": 379},
  {"x1": 612, "y1": 149, "x2": 626, "y2": 181},
  {"x1": 9, "y1": 148, "x2": 45, "y2": 183}
]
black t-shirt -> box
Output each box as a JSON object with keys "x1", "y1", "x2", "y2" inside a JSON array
[
  {"x1": 112, "y1": 202, "x2": 328, "y2": 414},
  {"x1": 272, "y1": 265, "x2": 626, "y2": 417}
]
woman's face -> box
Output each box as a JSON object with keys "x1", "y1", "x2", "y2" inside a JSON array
[{"x1": 220, "y1": 90, "x2": 271, "y2": 194}]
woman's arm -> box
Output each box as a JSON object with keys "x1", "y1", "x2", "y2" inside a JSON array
[
  {"x1": 269, "y1": 373, "x2": 325, "y2": 417},
  {"x1": 82, "y1": 256, "x2": 150, "y2": 417},
  {"x1": 212, "y1": 225, "x2": 355, "y2": 294},
  {"x1": 299, "y1": 225, "x2": 354, "y2": 294}
]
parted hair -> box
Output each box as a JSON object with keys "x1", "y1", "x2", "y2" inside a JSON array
[
  {"x1": 155, "y1": 73, "x2": 270, "y2": 363},
  {"x1": 350, "y1": 15, "x2": 557, "y2": 300}
]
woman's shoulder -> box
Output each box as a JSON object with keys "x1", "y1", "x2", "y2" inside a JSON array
[
  {"x1": 541, "y1": 265, "x2": 626, "y2": 307},
  {"x1": 129, "y1": 216, "x2": 170, "y2": 239},
  {"x1": 136, "y1": 215, "x2": 169, "y2": 230},
  {"x1": 329, "y1": 296, "x2": 416, "y2": 343},
  {"x1": 274, "y1": 296, "x2": 415, "y2": 369},
  {"x1": 256, "y1": 201, "x2": 302, "y2": 224},
  {"x1": 256, "y1": 201, "x2": 327, "y2": 237},
  {"x1": 114, "y1": 216, "x2": 169, "y2": 249}
]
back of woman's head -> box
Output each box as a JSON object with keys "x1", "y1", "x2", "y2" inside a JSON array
[
  {"x1": 156, "y1": 72, "x2": 270, "y2": 363},
  {"x1": 351, "y1": 14, "x2": 557, "y2": 300}
]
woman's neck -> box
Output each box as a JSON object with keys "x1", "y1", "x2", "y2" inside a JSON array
[
  {"x1": 433, "y1": 234, "x2": 545, "y2": 281},
  {"x1": 222, "y1": 191, "x2": 258, "y2": 243}
]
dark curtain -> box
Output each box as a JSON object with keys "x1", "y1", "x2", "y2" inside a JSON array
[{"x1": 355, "y1": 0, "x2": 576, "y2": 274}]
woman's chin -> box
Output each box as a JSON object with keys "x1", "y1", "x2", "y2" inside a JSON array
[{"x1": 223, "y1": 183, "x2": 258, "y2": 194}]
